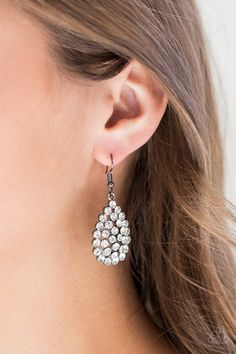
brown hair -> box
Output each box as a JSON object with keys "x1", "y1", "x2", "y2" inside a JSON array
[{"x1": 15, "y1": 1, "x2": 236, "y2": 353}]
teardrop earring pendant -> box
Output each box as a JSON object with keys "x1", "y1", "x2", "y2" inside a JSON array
[{"x1": 91, "y1": 154, "x2": 131, "y2": 265}]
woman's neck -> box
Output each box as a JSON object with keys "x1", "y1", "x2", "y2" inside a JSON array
[{"x1": 0, "y1": 226, "x2": 165, "y2": 353}]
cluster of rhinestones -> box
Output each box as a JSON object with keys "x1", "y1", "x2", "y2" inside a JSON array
[{"x1": 92, "y1": 198, "x2": 131, "y2": 265}]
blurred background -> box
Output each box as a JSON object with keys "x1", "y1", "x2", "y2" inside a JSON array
[{"x1": 198, "y1": 0, "x2": 236, "y2": 203}]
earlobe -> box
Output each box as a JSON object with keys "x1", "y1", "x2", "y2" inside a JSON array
[{"x1": 93, "y1": 60, "x2": 168, "y2": 166}]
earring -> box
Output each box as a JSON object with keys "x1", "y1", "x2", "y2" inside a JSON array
[{"x1": 91, "y1": 154, "x2": 131, "y2": 265}]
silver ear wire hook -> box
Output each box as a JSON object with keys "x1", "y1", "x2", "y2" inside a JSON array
[
  {"x1": 105, "y1": 154, "x2": 114, "y2": 194},
  {"x1": 105, "y1": 153, "x2": 114, "y2": 174}
]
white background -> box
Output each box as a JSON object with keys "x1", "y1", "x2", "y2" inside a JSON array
[{"x1": 198, "y1": 0, "x2": 236, "y2": 203}]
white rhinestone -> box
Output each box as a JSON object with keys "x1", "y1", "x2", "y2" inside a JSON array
[
  {"x1": 116, "y1": 219, "x2": 123, "y2": 228},
  {"x1": 104, "y1": 207, "x2": 112, "y2": 215},
  {"x1": 119, "y1": 253, "x2": 126, "y2": 261},
  {"x1": 109, "y1": 200, "x2": 116, "y2": 209},
  {"x1": 117, "y1": 234, "x2": 123, "y2": 242},
  {"x1": 111, "y1": 251, "x2": 119, "y2": 259},
  {"x1": 93, "y1": 230, "x2": 101, "y2": 238},
  {"x1": 119, "y1": 245, "x2": 126, "y2": 253},
  {"x1": 109, "y1": 235, "x2": 117, "y2": 243},
  {"x1": 93, "y1": 248, "x2": 102, "y2": 256},
  {"x1": 115, "y1": 206, "x2": 121, "y2": 214},
  {"x1": 112, "y1": 242, "x2": 120, "y2": 251},
  {"x1": 125, "y1": 228, "x2": 130, "y2": 235},
  {"x1": 110, "y1": 212, "x2": 118, "y2": 221},
  {"x1": 99, "y1": 214, "x2": 107, "y2": 222},
  {"x1": 101, "y1": 239, "x2": 109, "y2": 248},
  {"x1": 120, "y1": 227, "x2": 125, "y2": 235},
  {"x1": 96, "y1": 222, "x2": 104, "y2": 231},
  {"x1": 111, "y1": 226, "x2": 119, "y2": 235},
  {"x1": 123, "y1": 245, "x2": 129, "y2": 253},
  {"x1": 102, "y1": 229, "x2": 110, "y2": 238},
  {"x1": 126, "y1": 236, "x2": 131, "y2": 244},
  {"x1": 122, "y1": 220, "x2": 129, "y2": 227},
  {"x1": 120, "y1": 226, "x2": 130, "y2": 236},
  {"x1": 122, "y1": 236, "x2": 131, "y2": 245},
  {"x1": 111, "y1": 257, "x2": 119, "y2": 265},
  {"x1": 93, "y1": 239, "x2": 100, "y2": 247},
  {"x1": 104, "y1": 257, "x2": 112, "y2": 265},
  {"x1": 105, "y1": 220, "x2": 113, "y2": 229},
  {"x1": 103, "y1": 247, "x2": 112, "y2": 257},
  {"x1": 121, "y1": 236, "x2": 126, "y2": 244},
  {"x1": 119, "y1": 212, "x2": 125, "y2": 221},
  {"x1": 97, "y1": 254, "x2": 105, "y2": 263}
]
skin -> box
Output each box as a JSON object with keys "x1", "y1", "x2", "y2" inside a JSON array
[{"x1": 0, "y1": 3, "x2": 176, "y2": 354}]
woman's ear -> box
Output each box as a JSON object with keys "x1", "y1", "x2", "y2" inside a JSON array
[{"x1": 93, "y1": 59, "x2": 168, "y2": 166}]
